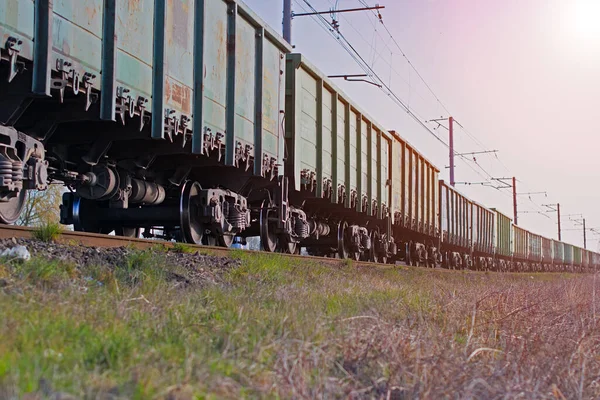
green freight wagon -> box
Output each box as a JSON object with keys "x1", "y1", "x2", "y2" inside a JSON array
[
  {"x1": 553, "y1": 240, "x2": 564, "y2": 266},
  {"x1": 527, "y1": 231, "x2": 542, "y2": 264},
  {"x1": 542, "y1": 237, "x2": 552, "y2": 267},
  {"x1": 1, "y1": 0, "x2": 300, "y2": 246},
  {"x1": 285, "y1": 54, "x2": 391, "y2": 215},
  {"x1": 389, "y1": 134, "x2": 439, "y2": 236},
  {"x1": 564, "y1": 243, "x2": 574, "y2": 269},
  {"x1": 472, "y1": 201, "x2": 495, "y2": 269},
  {"x1": 491, "y1": 209, "x2": 512, "y2": 267},
  {"x1": 389, "y1": 132, "x2": 440, "y2": 266},
  {"x1": 573, "y1": 246, "x2": 582, "y2": 270},
  {"x1": 513, "y1": 225, "x2": 528, "y2": 265},
  {"x1": 284, "y1": 53, "x2": 395, "y2": 261},
  {"x1": 439, "y1": 181, "x2": 473, "y2": 268}
]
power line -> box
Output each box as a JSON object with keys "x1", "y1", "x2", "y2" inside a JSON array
[{"x1": 296, "y1": 0, "x2": 506, "y2": 190}]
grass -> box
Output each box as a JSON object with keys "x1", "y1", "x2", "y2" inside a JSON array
[
  {"x1": 1, "y1": 249, "x2": 600, "y2": 398},
  {"x1": 32, "y1": 221, "x2": 62, "y2": 242}
]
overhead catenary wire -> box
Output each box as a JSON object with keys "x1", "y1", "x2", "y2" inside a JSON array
[
  {"x1": 295, "y1": 0, "x2": 510, "y2": 192},
  {"x1": 294, "y1": 1, "x2": 579, "y2": 232}
]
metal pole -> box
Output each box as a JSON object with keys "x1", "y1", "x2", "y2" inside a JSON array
[
  {"x1": 512, "y1": 177, "x2": 518, "y2": 225},
  {"x1": 449, "y1": 116, "x2": 455, "y2": 187},
  {"x1": 557, "y1": 203, "x2": 561, "y2": 241},
  {"x1": 584, "y1": 218, "x2": 587, "y2": 249},
  {"x1": 283, "y1": 0, "x2": 292, "y2": 44}
]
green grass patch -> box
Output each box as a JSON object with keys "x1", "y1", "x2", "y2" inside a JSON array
[
  {"x1": 32, "y1": 222, "x2": 62, "y2": 242},
  {"x1": 0, "y1": 249, "x2": 594, "y2": 398}
]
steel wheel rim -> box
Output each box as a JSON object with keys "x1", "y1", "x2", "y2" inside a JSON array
[
  {"x1": 260, "y1": 202, "x2": 277, "y2": 252},
  {"x1": 180, "y1": 181, "x2": 204, "y2": 245}
]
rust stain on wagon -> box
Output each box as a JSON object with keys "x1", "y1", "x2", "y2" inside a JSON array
[
  {"x1": 129, "y1": 0, "x2": 142, "y2": 11},
  {"x1": 165, "y1": 78, "x2": 192, "y2": 114}
]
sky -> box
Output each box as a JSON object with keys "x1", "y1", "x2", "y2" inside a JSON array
[{"x1": 244, "y1": 0, "x2": 600, "y2": 250}]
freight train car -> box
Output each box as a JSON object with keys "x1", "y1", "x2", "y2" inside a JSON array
[
  {"x1": 1, "y1": 0, "x2": 299, "y2": 247},
  {"x1": 492, "y1": 209, "x2": 512, "y2": 271},
  {"x1": 471, "y1": 201, "x2": 494, "y2": 270},
  {"x1": 542, "y1": 237, "x2": 553, "y2": 271},
  {"x1": 390, "y1": 132, "x2": 439, "y2": 267},
  {"x1": 573, "y1": 246, "x2": 583, "y2": 272},
  {"x1": 439, "y1": 181, "x2": 473, "y2": 269},
  {"x1": 528, "y1": 231, "x2": 542, "y2": 271},
  {"x1": 553, "y1": 240, "x2": 564, "y2": 270},
  {"x1": 285, "y1": 54, "x2": 396, "y2": 260},
  {"x1": 513, "y1": 225, "x2": 529, "y2": 271},
  {"x1": 564, "y1": 243, "x2": 574, "y2": 271}
]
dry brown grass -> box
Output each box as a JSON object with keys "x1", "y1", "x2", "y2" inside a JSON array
[{"x1": 1, "y1": 250, "x2": 599, "y2": 398}]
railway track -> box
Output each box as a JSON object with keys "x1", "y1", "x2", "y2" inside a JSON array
[{"x1": 0, "y1": 225, "x2": 396, "y2": 270}]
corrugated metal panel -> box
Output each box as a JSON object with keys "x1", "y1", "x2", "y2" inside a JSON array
[
  {"x1": 573, "y1": 246, "x2": 582, "y2": 266},
  {"x1": 528, "y1": 232, "x2": 542, "y2": 262},
  {"x1": 542, "y1": 237, "x2": 552, "y2": 263},
  {"x1": 473, "y1": 203, "x2": 494, "y2": 254},
  {"x1": 493, "y1": 210, "x2": 512, "y2": 257},
  {"x1": 348, "y1": 109, "x2": 359, "y2": 202},
  {"x1": 553, "y1": 241, "x2": 564, "y2": 264},
  {"x1": 391, "y1": 138, "x2": 402, "y2": 223},
  {"x1": 381, "y1": 133, "x2": 391, "y2": 218},
  {"x1": 440, "y1": 180, "x2": 472, "y2": 249},
  {"x1": 360, "y1": 119, "x2": 368, "y2": 209},
  {"x1": 513, "y1": 226, "x2": 528, "y2": 259},
  {"x1": 321, "y1": 87, "x2": 334, "y2": 185},
  {"x1": 440, "y1": 182, "x2": 448, "y2": 243},
  {"x1": 564, "y1": 243, "x2": 573, "y2": 265}
]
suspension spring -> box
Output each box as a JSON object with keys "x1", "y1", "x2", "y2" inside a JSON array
[
  {"x1": 227, "y1": 203, "x2": 248, "y2": 230},
  {"x1": 294, "y1": 217, "x2": 310, "y2": 238},
  {"x1": 12, "y1": 161, "x2": 23, "y2": 183},
  {"x1": 0, "y1": 161, "x2": 12, "y2": 184}
]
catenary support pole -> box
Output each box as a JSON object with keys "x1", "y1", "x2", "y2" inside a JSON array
[
  {"x1": 512, "y1": 177, "x2": 518, "y2": 225},
  {"x1": 283, "y1": 0, "x2": 292, "y2": 44},
  {"x1": 449, "y1": 116, "x2": 455, "y2": 187},
  {"x1": 583, "y1": 218, "x2": 587, "y2": 250},
  {"x1": 557, "y1": 203, "x2": 561, "y2": 241}
]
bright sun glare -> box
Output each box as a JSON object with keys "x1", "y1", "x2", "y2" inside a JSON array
[{"x1": 572, "y1": 0, "x2": 600, "y2": 39}]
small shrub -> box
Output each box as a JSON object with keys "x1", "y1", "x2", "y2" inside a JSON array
[{"x1": 32, "y1": 222, "x2": 62, "y2": 242}]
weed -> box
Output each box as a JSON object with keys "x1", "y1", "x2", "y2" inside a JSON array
[
  {"x1": 13, "y1": 257, "x2": 77, "y2": 288},
  {"x1": 170, "y1": 242, "x2": 194, "y2": 254},
  {"x1": 32, "y1": 222, "x2": 62, "y2": 242}
]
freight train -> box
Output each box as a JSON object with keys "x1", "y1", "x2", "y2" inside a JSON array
[{"x1": 0, "y1": 0, "x2": 597, "y2": 272}]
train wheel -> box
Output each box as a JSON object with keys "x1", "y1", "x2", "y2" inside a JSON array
[
  {"x1": 280, "y1": 237, "x2": 298, "y2": 254},
  {"x1": 180, "y1": 181, "x2": 204, "y2": 245},
  {"x1": 337, "y1": 221, "x2": 350, "y2": 259},
  {"x1": 218, "y1": 234, "x2": 234, "y2": 248},
  {"x1": 369, "y1": 228, "x2": 380, "y2": 263},
  {"x1": 260, "y1": 202, "x2": 277, "y2": 253},
  {"x1": 0, "y1": 189, "x2": 26, "y2": 225}
]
